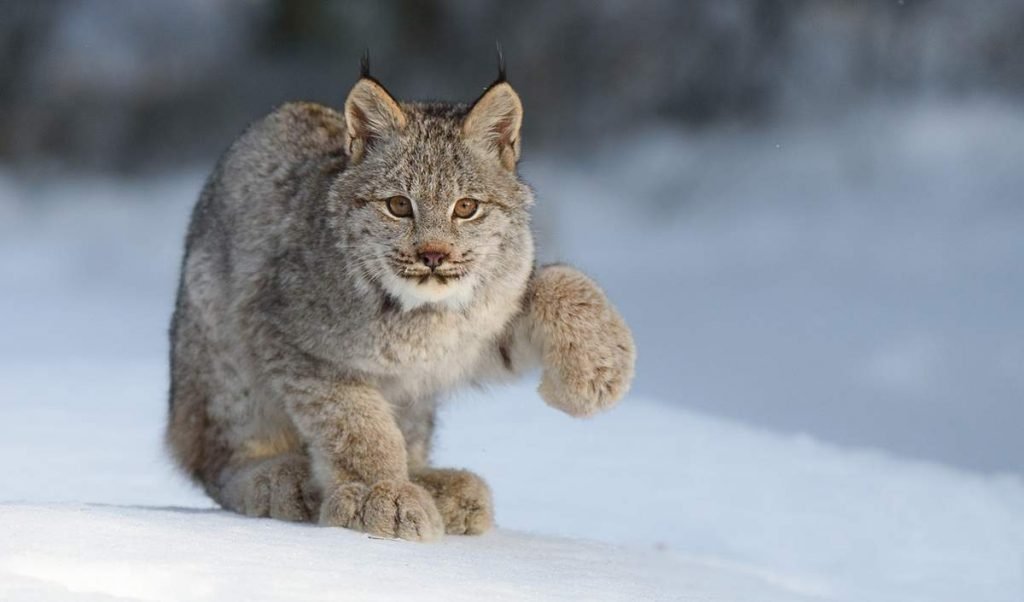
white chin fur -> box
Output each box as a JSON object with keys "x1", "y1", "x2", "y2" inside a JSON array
[{"x1": 382, "y1": 272, "x2": 476, "y2": 311}]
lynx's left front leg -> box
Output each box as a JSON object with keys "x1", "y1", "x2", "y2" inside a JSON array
[{"x1": 528, "y1": 265, "x2": 636, "y2": 417}]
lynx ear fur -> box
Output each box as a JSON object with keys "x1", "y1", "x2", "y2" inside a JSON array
[
  {"x1": 343, "y1": 77, "x2": 406, "y2": 163},
  {"x1": 463, "y1": 81, "x2": 523, "y2": 170}
]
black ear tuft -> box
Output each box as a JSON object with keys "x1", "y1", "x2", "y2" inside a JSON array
[
  {"x1": 495, "y1": 41, "x2": 507, "y2": 83},
  {"x1": 360, "y1": 48, "x2": 371, "y2": 79}
]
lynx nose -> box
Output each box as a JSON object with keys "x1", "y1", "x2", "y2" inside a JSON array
[{"x1": 418, "y1": 249, "x2": 449, "y2": 269}]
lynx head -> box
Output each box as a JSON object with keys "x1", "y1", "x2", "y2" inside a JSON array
[{"x1": 329, "y1": 57, "x2": 534, "y2": 311}]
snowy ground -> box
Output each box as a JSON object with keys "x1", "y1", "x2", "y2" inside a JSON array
[
  {"x1": 0, "y1": 362, "x2": 1021, "y2": 601},
  {"x1": 0, "y1": 505, "x2": 810, "y2": 602},
  {"x1": 2, "y1": 100, "x2": 1023, "y2": 600}
]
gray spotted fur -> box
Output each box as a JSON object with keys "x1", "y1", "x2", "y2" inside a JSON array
[{"x1": 167, "y1": 73, "x2": 635, "y2": 540}]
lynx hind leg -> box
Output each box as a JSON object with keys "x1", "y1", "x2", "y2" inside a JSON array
[
  {"x1": 219, "y1": 453, "x2": 320, "y2": 522},
  {"x1": 412, "y1": 468, "x2": 494, "y2": 535}
]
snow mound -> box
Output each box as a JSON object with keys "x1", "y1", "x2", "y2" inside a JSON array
[{"x1": 0, "y1": 504, "x2": 819, "y2": 602}]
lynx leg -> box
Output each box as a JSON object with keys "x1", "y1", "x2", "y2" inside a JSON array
[
  {"x1": 218, "y1": 452, "x2": 319, "y2": 522},
  {"x1": 528, "y1": 264, "x2": 636, "y2": 417},
  {"x1": 286, "y1": 381, "x2": 444, "y2": 541},
  {"x1": 412, "y1": 468, "x2": 494, "y2": 535}
]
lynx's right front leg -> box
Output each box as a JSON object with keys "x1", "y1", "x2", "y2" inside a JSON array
[
  {"x1": 284, "y1": 380, "x2": 444, "y2": 541},
  {"x1": 528, "y1": 265, "x2": 636, "y2": 417}
]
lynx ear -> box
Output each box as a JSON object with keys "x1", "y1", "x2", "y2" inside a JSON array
[
  {"x1": 463, "y1": 82, "x2": 523, "y2": 170},
  {"x1": 343, "y1": 77, "x2": 406, "y2": 163}
]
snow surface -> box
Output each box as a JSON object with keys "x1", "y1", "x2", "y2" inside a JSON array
[
  {"x1": 2, "y1": 101, "x2": 1024, "y2": 600},
  {"x1": 0, "y1": 504, "x2": 814, "y2": 602},
  {"x1": 1, "y1": 361, "x2": 1021, "y2": 601}
]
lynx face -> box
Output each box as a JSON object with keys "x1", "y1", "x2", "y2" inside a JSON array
[{"x1": 330, "y1": 80, "x2": 534, "y2": 311}]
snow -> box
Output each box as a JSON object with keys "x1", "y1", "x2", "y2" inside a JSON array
[
  {"x1": 0, "y1": 505, "x2": 812, "y2": 602},
  {"x1": 2, "y1": 100, "x2": 1024, "y2": 600},
  {"x1": 1, "y1": 360, "x2": 1021, "y2": 601},
  {"x1": 0, "y1": 361, "x2": 823, "y2": 602}
]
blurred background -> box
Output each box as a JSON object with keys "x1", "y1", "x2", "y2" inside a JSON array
[{"x1": 1, "y1": 0, "x2": 1022, "y2": 475}]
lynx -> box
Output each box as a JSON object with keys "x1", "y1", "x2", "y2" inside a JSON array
[{"x1": 167, "y1": 56, "x2": 635, "y2": 541}]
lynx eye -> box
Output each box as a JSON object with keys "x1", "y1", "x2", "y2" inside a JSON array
[
  {"x1": 385, "y1": 196, "x2": 413, "y2": 218},
  {"x1": 453, "y1": 198, "x2": 480, "y2": 220}
]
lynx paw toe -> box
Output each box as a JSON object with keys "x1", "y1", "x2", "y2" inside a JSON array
[
  {"x1": 413, "y1": 469, "x2": 494, "y2": 535},
  {"x1": 320, "y1": 480, "x2": 444, "y2": 542}
]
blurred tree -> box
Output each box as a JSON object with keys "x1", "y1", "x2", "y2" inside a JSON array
[{"x1": 0, "y1": 0, "x2": 1021, "y2": 173}]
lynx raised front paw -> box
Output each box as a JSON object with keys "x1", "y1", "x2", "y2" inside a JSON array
[
  {"x1": 319, "y1": 479, "x2": 444, "y2": 542},
  {"x1": 530, "y1": 265, "x2": 636, "y2": 417},
  {"x1": 412, "y1": 468, "x2": 494, "y2": 535}
]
